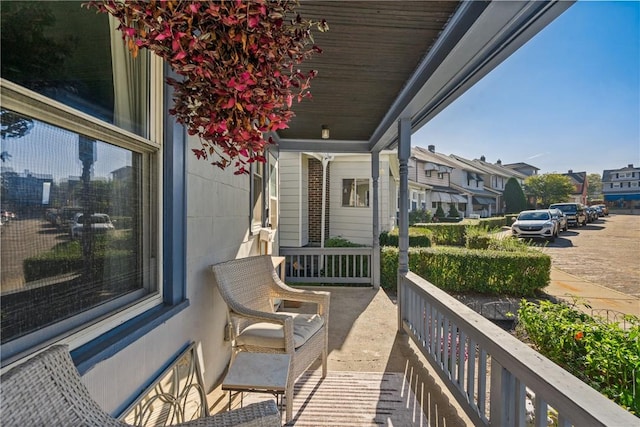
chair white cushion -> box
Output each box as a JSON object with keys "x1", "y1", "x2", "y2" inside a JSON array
[{"x1": 236, "y1": 312, "x2": 324, "y2": 349}]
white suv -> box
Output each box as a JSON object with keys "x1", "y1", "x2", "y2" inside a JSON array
[{"x1": 511, "y1": 209, "x2": 557, "y2": 242}]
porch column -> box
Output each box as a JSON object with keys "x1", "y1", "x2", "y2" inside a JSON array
[
  {"x1": 397, "y1": 118, "x2": 410, "y2": 275},
  {"x1": 371, "y1": 151, "x2": 380, "y2": 289},
  {"x1": 397, "y1": 117, "x2": 411, "y2": 331}
]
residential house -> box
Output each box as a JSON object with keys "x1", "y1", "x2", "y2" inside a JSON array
[
  {"x1": 502, "y1": 161, "x2": 540, "y2": 177},
  {"x1": 602, "y1": 164, "x2": 640, "y2": 208},
  {"x1": 278, "y1": 152, "x2": 397, "y2": 247},
  {"x1": 450, "y1": 154, "x2": 529, "y2": 215},
  {"x1": 409, "y1": 145, "x2": 466, "y2": 216},
  {"x1": 562, "y1": 169, "x2": 588, "y2": 204},
  {"x1": 4, "y1": 1, "x2": 609, "y2": 424}
]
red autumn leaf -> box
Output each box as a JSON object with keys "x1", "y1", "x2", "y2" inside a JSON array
[{"x1": 86, "y1": 0, "x2": 325, "y2": 173}]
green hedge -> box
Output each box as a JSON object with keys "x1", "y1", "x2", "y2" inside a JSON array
[
  {"x1": 24, "y1": 250, "x2": 134, "y2": 282},
  {"x1": 380, "y1": 246, "x2": 550, "y2": 296},
  {"x1": 379, "y1": 228, "x2": 432, "y2": 248},
  {"x1": 478, "y1": 217, "x2": 508, "y2": 229},
  {"x1": 23, "y1": 236, "x2": 135, "y2": 282},
  {"x1": 412, "y1": 223, "x2": 466, "y2": 246}
]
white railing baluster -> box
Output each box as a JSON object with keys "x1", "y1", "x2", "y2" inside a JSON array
[
  {"x1": 478, "y1": 348, "x2": 487, "y2": 420},
  {"x1": 467, "y1": 339, "x2": 476, "y2": 406},
  {"x1": 516, "y1": 379, "x2": 526, "y2": 427},
  {"x1": 458, "y1": 331, "x2": 466, "y2": 390},
  {"x1": 534, "y1": 395, "x2": 548, "y2": 427},
  {"x1": 399, "y1": 272, "x2": 636, "y2": 427}
]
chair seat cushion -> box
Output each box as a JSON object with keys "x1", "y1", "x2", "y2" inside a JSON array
[{"x1": 236, "y1": 312, "x2": 324, "y2": 349}]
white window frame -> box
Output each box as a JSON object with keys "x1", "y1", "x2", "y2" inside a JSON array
[
  {"x1": 0, "y1": 53, "x2": 165, "y2": 362},
  {"x1": 342, "y1": 178, "x2": 370, "y2": 207}
]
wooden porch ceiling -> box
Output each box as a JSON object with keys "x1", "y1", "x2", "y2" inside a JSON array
[
  {"x1": 277, "y1": 1, "x2": 460, "y2": 142},
  {"x1": 275, "y1": 1, "x2": 575, "y2": 154}
]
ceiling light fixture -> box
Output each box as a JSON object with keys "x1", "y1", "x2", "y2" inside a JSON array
[{"x1": 321, "y1": 125, "x2": 330, "y2": 139}]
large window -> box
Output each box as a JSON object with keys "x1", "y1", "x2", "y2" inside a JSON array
[
  {"x1": 1, "y1": 2, "x2": 162, "y2": 362},
  {"x1": 342, "y1": 179, "x2": 369, "y2": 207}
]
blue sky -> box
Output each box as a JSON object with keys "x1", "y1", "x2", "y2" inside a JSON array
[{"x1": 413, "y1": 0, "x2": 640, "y2": 176}]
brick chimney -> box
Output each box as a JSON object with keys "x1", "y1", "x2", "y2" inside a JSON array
[
  {"x1": 568, "y1": 169, "x2": 573, "y2": 173},
  {"x1": 629, "y1": 164, "x2": 634, "y2": 168},
  {"x1": 480, "y1": 155, "x2": 486, "y2": 162},
  {"x1": 496, "y1": 159, "x2": 502, "y2": 165},
  {"x1": 427, "y1": 145, "x2": 435, "y2": 153}
]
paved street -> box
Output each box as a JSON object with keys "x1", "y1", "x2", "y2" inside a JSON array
[{"x1": 539, "y1": 213, "x2": 640, "y2": 298}]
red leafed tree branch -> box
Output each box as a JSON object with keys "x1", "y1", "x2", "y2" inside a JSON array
[{"x1": 85, "y1": 0, "x2": 327, "y2": 174}]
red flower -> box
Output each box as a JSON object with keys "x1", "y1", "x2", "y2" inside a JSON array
[{"x1": 575, "y1": 331, "x2": 584, "y2": 340}]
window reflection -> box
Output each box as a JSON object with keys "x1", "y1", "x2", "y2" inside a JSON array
[
  {"x1": 0, "y1": 110, "x2": 144, "y2": 343},
  {"x1": 0, "y1": 1, "x2": 149, "y2": 137}
]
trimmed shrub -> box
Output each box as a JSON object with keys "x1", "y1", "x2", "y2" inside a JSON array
[
  {"x1": 380, "y1": 246, "x2": 550, "y2": 296},
  {"x1": 409, "y1": 209, "x2": 432, "y2": 225},
  {"x1": 413, "y1": 223, "x2": 466, "y2": 246},
  {"x1": 448, "y1": 204, "x2": 460, "y2": 218},
  {"x1": 478, "y1": 216, "x2": 507, "y2": 229},
  {"x1": 379, "y1": 228, "x2": 432, "y2": 248},
  {"x1": 23, "y1": 235, "x2": 135, "y2": 282},
  {"x1": 323, "y1": 237, "x2": 368, "y2": 279},
  {"x1": 325, "y1": 237, "x2": 364, "y2": 247},
  {"x1": 434, "y1": 203, "x2": 445, "y2": 219}
]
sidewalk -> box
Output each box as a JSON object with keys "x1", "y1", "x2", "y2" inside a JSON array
[{"x1": 546, "y1": 267, "x2": 640, "y2": 318}]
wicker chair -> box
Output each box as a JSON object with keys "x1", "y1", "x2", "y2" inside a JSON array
[
  {"x1": 211, "y1": 255, "x2": 330, "y2": 422},
  {"x1": 0, "y1": 344, "x2": 280, "y2": 427}
]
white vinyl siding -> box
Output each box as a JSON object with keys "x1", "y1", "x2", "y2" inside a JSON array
[{"x1": 278, "y1": 152, "x2": 303, "y2": 246}]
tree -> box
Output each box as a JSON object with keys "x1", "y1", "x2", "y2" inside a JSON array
[
  {"x1": 448, "y1": 204, "x2": 460, "y2": 218},
  {"x1": 434, "y1": 203, "x2": 445, "y2": 219},
  {"x1": 524, "y1": 174, "x2": 574, "y2": 208},
  {"x1": 504, "y1": 177, "x2": 527, "y2": 213},
  {"x1": 587, "y1": 173, "x2": 603, "y2": 202}
]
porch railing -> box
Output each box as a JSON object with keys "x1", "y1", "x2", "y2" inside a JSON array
[
  {"x1": 279, "y1": 247, "x2": 372, "y2": 285},
  {"x1": 400, "y1": 271, "x2": 637, "y2": 427}
]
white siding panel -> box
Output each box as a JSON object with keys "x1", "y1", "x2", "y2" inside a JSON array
[
  {"x1": 278, "y1": 152, "x2": 302, "y2": 247},
  {"x1": 83, "y1": 142, "x2": 261, "y2": 413}
]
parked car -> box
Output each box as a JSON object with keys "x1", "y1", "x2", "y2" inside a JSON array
[
  {"x1": 549, "y1": 208, "x2": 568, "y2": 232},
  {"x1": 70, "y1": 213, "x2": 115, "y2": 239},
  {"x1": 511, "y1": 209, "x2": 557, "y2": 242},
  {"x1": 595, "y1": 204, "x2": 609, "y2": 216},
  {"x1": 585, "y1": 206, "x2": 598, "y2": 222},
  {"x1": 548, "y1": 203, "x2": 587, "y2": 227},
  {"x1": 591, "y1": 205, "x2": 604, "y2": 217},
  {"x1": 56, "y1": 207, "x2": 84, "y2": 230}
]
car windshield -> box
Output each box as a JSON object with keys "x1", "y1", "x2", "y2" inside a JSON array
[
  {"x1": 77, "y1": 214, "x2": 110, "y2": 224},
  {"x1": 519, "y1": 211, "x2": 550, "y2": 221},
  {"x1": 551, "y1": 205, "x2": 576, "y2": 213}
]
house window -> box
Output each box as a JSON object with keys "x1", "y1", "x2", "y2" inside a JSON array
[
  {"x1": 251, "y1": 161, "x2": 265, "y2": 230},
  {"x1": 437, "y1": 172, "x2": 444, "y2": 179},
  {"x1": 432, "y1": 202, "x2": 438, "y2": 209},
  {"x1": 1, "y1": 2, "x2": 168, "y2": 363},
  {"x1": 268, "y1": 153, "x2": 278, "y2": 229},
  {"x1": 250, "y1": 153, "x2": 278, "y2": 231},
  {"x1": 342, "y1": 179, "x2": 369, "y2": 207},
  {"x1": 425, "y1": 170, "x2": 432, "y2": 177}
]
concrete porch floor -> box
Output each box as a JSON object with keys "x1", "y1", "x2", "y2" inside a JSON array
[{"x1": 208, "y1": 287, "x2": 472, "y2": 426}]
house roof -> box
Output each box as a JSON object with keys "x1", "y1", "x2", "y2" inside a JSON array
[
  {"x1": 602, "y1": 164, "x2": 639, "y2": 181},
  {"x1": 276, "y1": 1, "x2": 573, "y2": 154},
  {"x1": 450, "y1": 154, "x2": 517, "y2": 178},
  {"x1": 502, "y1": 162, "x2": 540, "y2": 171}
]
